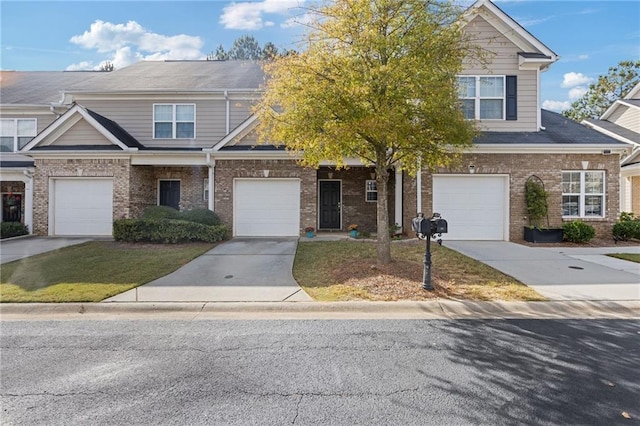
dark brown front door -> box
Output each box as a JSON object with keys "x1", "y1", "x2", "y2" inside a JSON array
[
  {"x1": 319, "y1": 180, "x2": 341, "y2": 229},
  {"x1": 159, "y1": 180, "x2": 180, "y2": 210}
]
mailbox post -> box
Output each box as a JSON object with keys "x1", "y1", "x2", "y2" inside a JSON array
[{"x1": 411, "y1": 212, "x2": 448, "y2": 291}]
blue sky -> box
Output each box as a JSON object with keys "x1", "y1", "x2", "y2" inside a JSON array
[{"x1": 1, "y1": 0, "x2": 639, "y2": 112}]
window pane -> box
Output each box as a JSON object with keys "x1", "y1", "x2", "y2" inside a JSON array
[
  {"x1": 1, "y1": 120, "x2": 14, "y2": 136},
  {"x1": 154, "y1": 105, "x2": 173, "y2": 121},
  {"x1": 479, "y1": 99, "x2": 503, "y2": 119},
  {"x1": 155, "y1": 122, "x2": 173, "y2": 138},
  {"x1": 0, "y1": 137, "x2": 14, "y2": 152},
  {"x1": 366, "y1": 180, "x2": 377, "y2": 191},
  {"x1": 366, "y1": 192, "x2": 377, "y2": 201},
  {"x1": 176, "y1": 105, "x2": 194, "y2": 121},
  {"x1": 479, "y1": 77, "x2": 504, "y2": 97},
  {"x1": 585, "y1": 172, "x2": 603, "y2": 193},
  {"x1": 17, "y1": 119, "x2": 36, "y2": 136},
  {"x1": 562, "y1": 195, "x2": 579, "y2": 216},
  {"x1": 462, "y1": 99, "x2": 475, "y2": 119},
  {"x1": 176, "y1": 123, "x2": 194, "y2": 138},
  {"x1": 457, "y1": 77, "x2": 475, "y2": 98},
  {"x1": 18, "y1": 137, "x2": 33, "y2": 149},
  {"x1": 562, "y1": 172, "x2": 581, "y2": 193},
  {"x1": 585, "y1": 196, "x2": 603, "y2": 216}
]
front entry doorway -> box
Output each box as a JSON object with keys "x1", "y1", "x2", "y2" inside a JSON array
[{"x1": 319, "y1": 180, "x2": 341, "y2": 229}]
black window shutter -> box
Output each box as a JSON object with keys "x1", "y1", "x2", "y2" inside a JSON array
[{"x1": 506, "y1": 75, "x2": 517, "y2": 120}]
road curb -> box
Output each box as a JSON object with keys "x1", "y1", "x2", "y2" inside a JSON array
[{"x1": 1, "y1": 300, "x2": 639, "y2": 320}]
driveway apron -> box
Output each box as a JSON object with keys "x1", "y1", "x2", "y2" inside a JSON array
[
  {"x1": 105, "y1": 238, "x2": 312, "y2": 302},
  {"x1": 0, "y1": 237, "x2": 92, "y2": 264},
  {"x1": 445, "y1": 241, "x2": 640, "y2": 301}
]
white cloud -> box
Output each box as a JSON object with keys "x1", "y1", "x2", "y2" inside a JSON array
[
  {"x1": 281, "y1": 12, "x2": 313, "y2": 29},
  {"x1": 68, "y1": 20, "x2": 204, "y2": 70},
  {"x1": 568, "y1": 86, "x2": 588, "y2": 100},
  {"x1": 220, "y1": 0, "x2": 304, "y2": 30},
  {"x1": 578, "y1": 54, "x2": 589, "y2": 60},
  {"x1": 561, "y1": 72, "x2": 593, "y2": 88},
  {"x1": 65, "y1": 61, "x2": 95, "y2": 71},
  {"x1": 542, "y1": 100, "x2": 571, "y2": 112}
]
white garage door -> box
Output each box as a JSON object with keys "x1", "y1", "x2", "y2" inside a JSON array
[
  {"x1": 234, "y1": 179, "x2": 300, "y2": 237},
  {"x1": 433, "y1": 175, "x2": 508, "y2": 240},
  {"x1": 52, "y1": 179, "x2": 113, "y2": 236}
]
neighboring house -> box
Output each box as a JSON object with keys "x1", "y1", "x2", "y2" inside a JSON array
[
  {"x1": 583, "y1": 83, "x2": 640, "y2": 215},
  {"x1": 0, "y1": 0, "x2": 631, "y2": 241}
]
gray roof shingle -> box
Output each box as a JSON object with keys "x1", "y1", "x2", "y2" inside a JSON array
[
  {"x1": 0, "y1": 71, "x2": 103, "y2": 105},
  {"x1": 584, "y1": 118, "x2": 640, "y2": 144}
]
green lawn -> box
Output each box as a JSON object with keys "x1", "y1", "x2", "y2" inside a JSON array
[
  {"x1": 294, "y1": 240, "x2": 546, "y2": 301},
  {"x1": 0, "y1": 241, "x2": 215, "y2": 302},
  {"x1": 607, "y1": 253, "x2": 640, "y2": 264}
]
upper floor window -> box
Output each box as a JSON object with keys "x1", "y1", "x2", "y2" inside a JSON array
[
  {"x1": 457, "y1": 76, "x2": 505, "y2": 120},
  {"x1": 1, "y1": 119, "x2": 36, "y2": 152},
  {"x1": 562, "y1": 171, "x2": 605, "y2": 218},
  {"x1": 153, "y1": 104, "x2": 195, "y2": 139}
]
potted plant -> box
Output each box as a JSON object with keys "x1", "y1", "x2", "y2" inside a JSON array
[
  {"x1": 524, "y1": 175, "x2": 563, "y2": 243},
  {"x1": 348, "y1": 224, "x2": 358, "y2": 238},
  {"x1": 304, "y1": 226, "x2": 315, "y2": 238}
]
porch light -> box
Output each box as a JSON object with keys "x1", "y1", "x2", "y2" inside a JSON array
[
  {"x1": 370, "y1": 172, "x2": 376, "y2": 180},
  {"x1": 582, "y1": 161, "x2": 589, "y2": 170},
  {"x1": 263, "y1": 169, "x2": 269, "y2": 177},
  {"x1": 468, "y1": 165, "x2": 476, "y2": 174}
]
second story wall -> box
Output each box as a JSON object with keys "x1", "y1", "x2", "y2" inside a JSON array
[
  {"x1": 462, "y1": 14, "x2": 539, "y2": 132},
  {"x1": 609, "y1": 105, "x2": 640, "y2": 133}
]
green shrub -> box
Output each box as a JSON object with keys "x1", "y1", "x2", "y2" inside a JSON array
[
  {"x1": 181, "y1": 208, "x2": 221, "y2": 226},
  {"x1": 141, "y1": 205, "x2": 181, "y2": 220},
  {"x1": 0, "y1": 222, "x2": 29, "y2": 239},
  {"x1": 619, "y1": 212, "x2": 636, "y2": 222},
  {"x1": 563, "y1": 220, "x2": 595, "y2": 243},
  {"x1": 612, "y1": 218, "x2": 640, "y2": 241},
  {"x1": 113, "y1": 219, "x2": 229, "y2": 243}
]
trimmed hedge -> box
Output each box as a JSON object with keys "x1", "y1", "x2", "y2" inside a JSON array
[
  {"x1": 113, "y1": 219, "x2": 229, "y2": 243},
  {"x1": 0, "y1": 222, "x2": 29, "y2": 239},
  {"x1": 141, "y1": 205, "x2": 182, "y2": 220},
  {"x1": 612, "y1": 214, "x2": 640, "y2": 241},
  {"x1": 180, "y1": 208, "x2": 221, "y2": 226},
  {"x1": 563, "y1": 220, "x2": 595, "y2": 243}
]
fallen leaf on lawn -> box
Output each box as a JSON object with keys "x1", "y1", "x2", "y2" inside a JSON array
[
  {"x1": 622, "y1": 412, "x2": 631, "y2": 419},
  {"x1": 605, "y1": 381, "x2": 615, "y2": 387}
]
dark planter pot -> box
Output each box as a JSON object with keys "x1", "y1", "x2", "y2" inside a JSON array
[{"x1": 524, "y1": 227, "x2": 564, "y2": 243}]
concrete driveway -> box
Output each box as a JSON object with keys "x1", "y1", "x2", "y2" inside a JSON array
[
  {"x1": 446, "y1": 241, "x2": 640, "y2": 301},
  {"x1": 0, "y1": 236, "x2": 92, "y2": 264},
  {"x1": 105, "y1": 238, "x2": 312, "y2": 302}
]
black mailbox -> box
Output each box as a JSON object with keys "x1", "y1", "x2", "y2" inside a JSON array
[
  {"x1": 431, "y1": 218, "x2": 447, "y2": 234},
  {"x1": 412, "y1": 213, "x2": 447, "y2": 237}
]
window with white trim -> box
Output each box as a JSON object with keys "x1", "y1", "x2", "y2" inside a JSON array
[
  {"x1": 203, "y1": 178, "x2": 209, "y2": 201},
  {"x1": 1, "y1": 119, "x2": 36, "y2": 152},
  {"x1": 365, "y1": 180, "x2": 377, "y2": 202},
  {"x1": 562, "y1": 171, "x2": 605, "y2": 217},
  {"x1": 153, "y1": 104, "x2": 195, "y2": 139},
  {"x1": 457, "y1": 76, "x2": 505, "y2": 120}
]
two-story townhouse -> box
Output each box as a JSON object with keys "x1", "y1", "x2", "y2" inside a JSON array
[
  {"x1": 583, "y1": 83, "x2": 640, "y2": 215},
  {"x1": 0, "y1": 0, "x2": 631, "y2": 240}
]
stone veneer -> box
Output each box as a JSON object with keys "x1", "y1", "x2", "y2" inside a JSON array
[
  {"x1": 631, "y1": 176, "x2": 640, "y2": 215},
  {"x1": 402, "y1": 153, "x2": 621, "y2": 241}
]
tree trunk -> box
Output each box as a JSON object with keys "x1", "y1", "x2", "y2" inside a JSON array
[{"x1": 376, "y1": 161, "x2": 392, "y2": 265}]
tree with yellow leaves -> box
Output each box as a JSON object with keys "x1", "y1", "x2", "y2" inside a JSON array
[{"x1": 256, "y1": 0, "x2": 479, "y2": 264}]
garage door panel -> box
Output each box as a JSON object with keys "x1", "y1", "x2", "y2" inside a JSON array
[
  {"x1": 53, "y1": 179, "x2": 113, "y2": 236},
  {"x1": 234, "y1": 179, "x2": 300, "y2": 237},
  {"x1": 433, "y1": 176, "x2": 508, "y2": 241}
]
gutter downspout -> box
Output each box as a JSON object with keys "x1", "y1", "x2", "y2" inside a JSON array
[
  {"x1": 225, "y1": 90, "x2": 230, "y2": 134},
  {"x1": 394, "y1": 166, "x2": 403, "y2": 232},
  {"x1": 206, "y1": 152, "x2": 215, "y2": 211}
]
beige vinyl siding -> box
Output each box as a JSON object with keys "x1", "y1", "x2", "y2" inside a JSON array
[
  {"x1": 462, "y1": 15, "x2": 539, "y2": 132},
  {"x1": 79, "y1": 98, "x2": 232, "y2": 148},
  {"x1": 609, "y1": 105, "x2": 640, "y2": 133},
  {"x1": 44, "y1": 119, "x2": 112, "y2": 146},
  {"x1": 235, "y1": 129, "x2": 259, "y2": 146},
  {"x1": 229, "y1": 100, "x2": 255, "y2": 130}
]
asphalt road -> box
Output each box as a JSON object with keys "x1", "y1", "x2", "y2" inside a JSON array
[{"x1": 1, "y1": 319, "x2": 639, "y2": 425}]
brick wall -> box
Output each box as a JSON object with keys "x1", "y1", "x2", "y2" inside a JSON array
[
  {"x1": 632, "y1": 175, "x2": 640, "y2": 215},
  {"x1": 32, "y1": 158, "x2": 130, "y2": 235},
  {"x1": 402, "y1": 153, "x2": 621, "y2": 241},
  {"x1": 214, "y1": 159, "x2": 316, "y2": 234}
]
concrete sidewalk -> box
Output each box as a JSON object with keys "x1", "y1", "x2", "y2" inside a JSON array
[
  {"x1": 105, "y1": 238, "x2": 312, "y2": 303},
  {"x1": 445, "y1": 241, "x2": 640, "y2": 301},
  {"x1": 0, "y1": 236, "x2": 92, "y2": 264}
]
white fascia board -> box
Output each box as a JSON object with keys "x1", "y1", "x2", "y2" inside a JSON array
[
  {"x1": 600, "y1": 100, "x2": 628, "y2": 121},
  {"x1": 24, "y1": 151, "x2": 132, "y2": 160},
  {"x1": 582, "y1": 121, "x2": 640, "y2": 146},
  {"x1": 0, "y1": 104, "x2": 56, "y2": 114},
  {"x1": 212, "y1": 114, "x2": 258, "y2": 151},
  {"x1": 518, "y1": 56, "x2": 555, "y2": 71},
  {"x1": 469, "y1": 143, "x2": 631, "y2": 155},
  {"x1": 621, "y1": 162, "x2": 640, "y2": 176},
  {"x1": 625, "y1": 82, "x2": 640, "y2": 100},
  {"x1": 210, "y1": 150, "x2": 299, "y2": 161},
  {"x1": 0, "y1": 168, "x2": 35, "y2": 181},
  {"x1": 465, "y1": 0, "x2": 558, "y2": 61}
]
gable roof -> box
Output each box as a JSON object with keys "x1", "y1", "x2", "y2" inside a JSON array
[
  {"x1": 475, "y1": 109, "x2": 629, "y2": 146},
  {"x1": 583, "y1": 119, "x2": 640, "y2": 146},
  {"x1": 600, "y1": 82, "x2": 640, "y2": 121},
  {"x1": 0, "y1": 71, "x2": 104, "y2": 105},
  {"x1": 65, "y1": 60, "x2": 266, "y2": 94},
  {"x1": 463, "y1": 0, "x2": 558, "y2": 69},
  {"x1": 23, "y1": 104, "x2": 143, "y2": 151}
]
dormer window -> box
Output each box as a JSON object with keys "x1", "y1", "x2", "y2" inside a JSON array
[
  {"x1": 153, "y1": 104, "x2": 195, "y2": 139},
  {"x1": 457, "y1": 76, "x2": 517, "y2": 121},
  {"x1": 1, "y1": 118, "x2": 36, "y2": 152}
]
